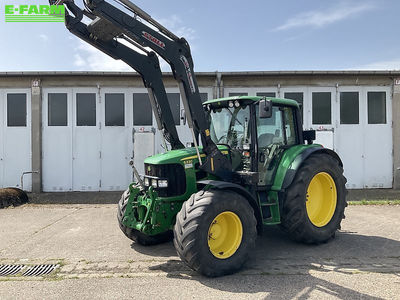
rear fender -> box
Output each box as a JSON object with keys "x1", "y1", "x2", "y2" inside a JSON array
[{"x1": 280, "y1": 147, "x2": 343, "y2": 190}]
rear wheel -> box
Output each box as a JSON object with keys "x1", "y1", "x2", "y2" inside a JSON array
[
  {"x1": 117, "y1": 189, "x2": 172, "y2": 246},
  {"x1": 174, "y1": 189, "x2": 257, "y2": 277},
  {"x1": 281, "y1": 153, "x2": 347, "y2": 244}
]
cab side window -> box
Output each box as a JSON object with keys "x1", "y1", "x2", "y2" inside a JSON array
[
  {"x1": 256, "y1": 106, "x2": 297, "y2": 147},
  {"x1": 257, "y1": 106, "x2": 283, "y2": 148},
  {"x1": 283, "y1": 107, "x2": 297, "y2": 146}
]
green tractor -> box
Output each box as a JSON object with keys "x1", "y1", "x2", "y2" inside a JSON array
[
  {"x1": 58, "y1": 0, "x2": 347, "y2": 277},
  {"x1": 118, "y1": 96, "x2": 347, "y2": 277}
]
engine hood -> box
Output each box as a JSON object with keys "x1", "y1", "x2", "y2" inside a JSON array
[{"x1": 144, "y1": 145, "x2": 229, "y2": 165}]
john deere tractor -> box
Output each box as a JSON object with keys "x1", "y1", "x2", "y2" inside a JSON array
[{"x1": 57, "y1": 0, "x2": 347, "y2": 277}]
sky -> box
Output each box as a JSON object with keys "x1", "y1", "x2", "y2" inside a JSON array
[{"x1": 0, "y1": 0, "x2": 400, "y2": 72}]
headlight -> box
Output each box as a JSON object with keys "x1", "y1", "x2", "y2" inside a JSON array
[
  {"x1": 144, "y1": 177, "x2": 168, "y2": 189},
  {"x1": 234, "y1": 100, "x2": 240, "y2": 107},
  {"x1": 158, "y1": 179, "x2": 168, "y2": 188},
  {"x1": 228, "y1": 101, "x2": 234, "y2": 108},
  {"x1": 151, "y1": 179, "x2": 158, "y2": 188}
]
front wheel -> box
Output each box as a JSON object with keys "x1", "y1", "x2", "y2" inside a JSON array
[
  {"x1": 173, "y1": 189, "x2": 257, "y2": 277},
  {"x1": 281, "y1": 153, "x2": 347, "y2": 244}
]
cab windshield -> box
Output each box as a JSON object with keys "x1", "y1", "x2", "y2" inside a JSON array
[{"x1": 208, "y1": 106, "x2": 250, "y2": 149}]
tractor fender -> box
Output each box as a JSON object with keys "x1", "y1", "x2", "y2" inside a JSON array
[
  {"x1": 197, "y1": 180, "x2": 263, "y2": 232},
  {"x1": 281, "y1": 147, "x2": 343, "y2": 190}
]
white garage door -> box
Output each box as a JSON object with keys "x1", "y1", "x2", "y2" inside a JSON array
[
  {"x1": 336, "y1": 86, "x2": 392, "y2": 188},
  {"x1": 0, "y1": 90, "x2": 32, "y2": 191},
  {"x1": 42, "y1": 89, "x2": 73, "y2": 191},
  {"x1": 100, "y1": 89, "x2": 131, "y2": 191},
  {"x1": 307, "y1": 87, "x2": 336, "y2": 150},
  {"x1": 133, "y1": 130, "x2": 155, "y2": 175},
  {"x1": 42, "y1": 88, "x2": 132, "y2": 192},
  {"x1": 72, "y1": 89, "x2": 102, "y2": 191}
]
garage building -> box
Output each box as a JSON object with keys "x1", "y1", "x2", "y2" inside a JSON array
[{"x1": 0, "y1": 71, "x2": 399, "y2": 192}]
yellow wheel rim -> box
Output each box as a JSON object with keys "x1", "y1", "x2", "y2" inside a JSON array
[
  {"x1": 208, "y1": 211, "x2": 243, "y2": 259},
  {"x1": 306, "y1": 172, "x2": 337, "y2": 227}
]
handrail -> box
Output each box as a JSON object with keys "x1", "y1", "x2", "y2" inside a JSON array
[{"x1": 20, "y1": 171, "x2": 40, "y2": 191}]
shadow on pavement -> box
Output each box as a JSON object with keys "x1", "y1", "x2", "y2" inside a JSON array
[
  {"x1": 130, "y1": 225, "x2": 400, "y2": 298},
  {"x1": 130, "y1": 240, "x2": 177, "y2": 257},
  {"x1": 167, "y1": 273, "x2": 383, "y2": 300}
]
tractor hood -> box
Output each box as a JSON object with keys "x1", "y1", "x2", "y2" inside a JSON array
[{"x1": 144, "y1": 145, "x2": 230, "y2": 165}]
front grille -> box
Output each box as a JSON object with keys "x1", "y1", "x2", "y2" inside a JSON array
[{"x1": 145, "y1": 163, "x2": 186, "y2": 197}]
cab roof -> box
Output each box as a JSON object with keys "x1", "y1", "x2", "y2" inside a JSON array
[{"x1": 203, "y1": 95, "x2": 299, "y2": 108}]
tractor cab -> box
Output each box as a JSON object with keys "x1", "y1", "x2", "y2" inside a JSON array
[{"x1": 203, "y1": 96, "x2": 303, "y2": 186}]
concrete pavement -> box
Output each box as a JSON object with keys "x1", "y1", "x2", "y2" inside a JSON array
[{"x1": 0, "y1": 204, "x2": 399, "y2": 299}]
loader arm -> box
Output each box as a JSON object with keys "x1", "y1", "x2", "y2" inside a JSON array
[
  {"x1": 61, "y1": 0, "x2": 184, "y2": 150},
  {"x1": 76, "y1": 0, "x2": 232, "y2": 180}
]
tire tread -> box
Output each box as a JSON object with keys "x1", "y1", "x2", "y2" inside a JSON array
[{"x1": 281, "y1": 153, "x2": 347, "y2": 244}]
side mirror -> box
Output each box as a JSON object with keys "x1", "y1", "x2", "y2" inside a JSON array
[
  {"x1": 180, "y1": 109, "x2": 186, "y2": 125},
  {"x1": 303, "y1": 130, "x2": 316, "y2": 144},
  {"x1": 259, "y1": 99, "x2": 272, "y2": 118}
]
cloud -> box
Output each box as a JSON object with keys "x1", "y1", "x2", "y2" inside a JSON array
[
  {"x1": 71, "y1": 14, "x2": 196, "y2": 72},
  {"x1": 73, "y1": 53, "x2": 86, "y2": 68},
  {"x1": 156, "y1": 14, "x2": 196, "y2": 41},
  {"x1": 352, "y1": 58, "x2": 400, "y2": 70},
  {"x1": 73, "y1": 40, "x2": 132, "y2": 72},
  {"x1": 274, "y1": 2, "x2": 374, "y2": 31},
  {"x1": 142, "y1": 14, "x2": 196, "y2": 42},
  {"x1": 39, "y1": 34, "x2": 49, "y2": 42}
]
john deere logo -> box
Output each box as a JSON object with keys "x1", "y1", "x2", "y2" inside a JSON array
[{"x1": 5, "y1": 4, "x2": 65, "y2": 22}]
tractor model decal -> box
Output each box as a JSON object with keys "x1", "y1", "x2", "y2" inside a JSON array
[{"x1": 142, "y1": 31, "x2": 165, "y2": 49}]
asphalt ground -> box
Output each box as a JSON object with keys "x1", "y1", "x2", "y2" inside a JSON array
[{"x1": 0, "y1": 204, "x2": 399, "y2": 299}]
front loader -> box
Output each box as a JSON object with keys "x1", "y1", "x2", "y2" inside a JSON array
[{"x1": 55, "y1": 0, "x2": 347, "y2": 277}]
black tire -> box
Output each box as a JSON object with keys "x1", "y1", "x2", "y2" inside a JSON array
[
  {"x1": 173, "y1": 189, "x2": 257, "y2": 277},
  {"x1": 117, "y1": 189, "x2": 173, "y2": 246},
  {"x1": 281, "y1": 153, "x2": 347, "y2": 244}
]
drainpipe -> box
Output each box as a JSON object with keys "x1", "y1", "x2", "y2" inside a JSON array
[
  {"x1": 392, "y1": 78, "x2": 400, "y2": 189},
  {"x1": 216, "y1": 72, "x2": 224, "y2": 98},
  {"x1": 213, "y1": 72, "x2": 218, "y2": 99},
  {"x1": 31, "y1": 78, "x2": 42, "y2": 193},
  {"x1": 97, "y1": 83, "x2": 101, "y2": 104}
]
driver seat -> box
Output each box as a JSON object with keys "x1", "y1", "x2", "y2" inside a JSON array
[{"x1": 258, "y1": 133, "x2": 274, "y2": 148}]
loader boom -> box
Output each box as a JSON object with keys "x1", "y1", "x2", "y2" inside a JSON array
[{"x1": 58, "y1": 0, "x2": 232, "y2": 179}]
